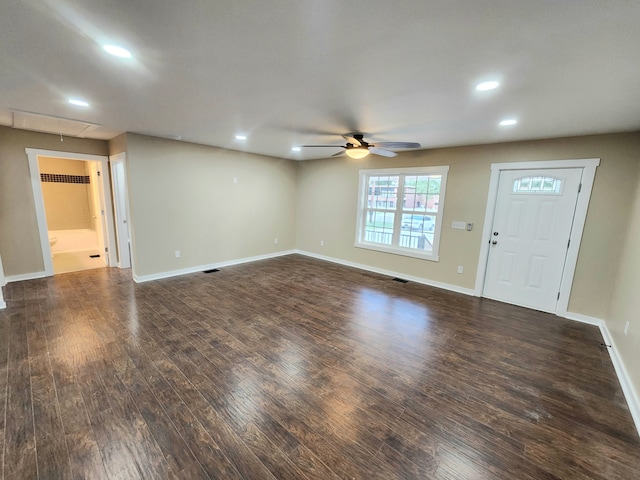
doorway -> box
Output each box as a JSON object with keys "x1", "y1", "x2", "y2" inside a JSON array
[
  {"x1": 475, "y1": 158, "x2": 600, "y2": 316},
  {"x1": 38, "y1": 157, "x2": 107, "y2": 274},
  {"x1": 26, "y1": 149, "x2": 117, "y2": 276}
]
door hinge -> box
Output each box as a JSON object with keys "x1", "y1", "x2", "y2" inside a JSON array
[
  {"x1": 105, "y1": 247, "x2": 108, "y2": 252},
  {"x1": 557, "y1": 292, "x2": 561, "y2": 300},
  {"x1": 567, "y1": 238, "x2": 570, "y2": 249},
  {"x1": 97, "y1": 171, "x2": 101, "y2": 176},
  {"x1": 578, "y1": 183, "x2": 582, "y2": 193},
  {"x1": 101, "y1": 209, "x2": 105, "y2": 215}
]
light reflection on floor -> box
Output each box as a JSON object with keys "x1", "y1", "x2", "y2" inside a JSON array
[
  {"x1": 352, "y1": 288, "x2": 430, "y2": 338},
  {"x1": 348, "y1": 288, "x2": 443, "y2": 384}
]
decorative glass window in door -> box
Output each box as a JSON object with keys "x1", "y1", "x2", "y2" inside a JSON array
[{"x1": 512, "y1": 176, "x2": 564, "y2": 194}]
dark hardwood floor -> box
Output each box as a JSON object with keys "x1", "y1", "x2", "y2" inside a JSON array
[{"x1": 1, "y1": 254, "x2": 638, "y2": 479}]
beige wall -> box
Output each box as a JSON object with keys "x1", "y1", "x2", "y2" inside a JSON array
[
  {"x1": 606, "y1": 165, "x2": 640, "y2": 404},
  {"x1": 38, "y1": 157, "x2": 93, "y2": 230},
  {"x1": 296, "y1": 132, "x2": 640, "y2": 319},
  {"x1": 0, "y1": 126, "x2": 108, "y2": 276},
  {"x1": 109, "y1": 133, "x2": 128, "y2": 155},
  {"x1": 125, "y1": 133, "x2": 298, "y2": 277}
]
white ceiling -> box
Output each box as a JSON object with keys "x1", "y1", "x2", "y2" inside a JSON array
[{"x1": 1, "y1": 1, "x2": 639, "y2": 160}]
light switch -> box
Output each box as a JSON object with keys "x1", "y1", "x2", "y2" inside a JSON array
[{"x1": 451, "y1": 221, "x2": 466, "y2": 230}]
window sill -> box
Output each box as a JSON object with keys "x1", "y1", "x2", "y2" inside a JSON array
[{"x1": 355, "y1": 242, "x2": 440, "y2": 262}]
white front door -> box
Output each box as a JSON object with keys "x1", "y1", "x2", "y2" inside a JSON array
[{"x1": 483, "y1": 168, "x2": 583, "y2": 312}]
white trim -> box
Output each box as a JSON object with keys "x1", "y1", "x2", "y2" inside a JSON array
[
  {"x1": 133, "y1": 250, "x2": 296, "y2": 283},
  {"x1": 354, "y1": 243, "x2": 440, "y2": 262},
  {"x1": 475, "y1": 158, "x2": 601, "y2": 315},
  {"x1": 5, "y1": 271, "x2": 49, "y2": 283},
  {"x1": 25, "y1": 148, "x2": 118, "y2": 275},
  {"x1": 562, "y1": 311, "x2": 603, "y2": 327},
  {"x1": 359, "y1": 165, "x2": 451, "y2": 176},
  {"x1": 109, "y1": 152, "x2": 133, "y2": 270},
  {"x1": 598, "y1": 321, "x2": 640, "y2": 438},
  {"x1": 25, "y1": 148, "x2": 109, "y2": 162},
  {"x1": 295, "y1": 249, "x2": 476, "y2": 296},
  {"x1": 555, "y1": 163, "x2": 598, "y2": 316},
  {"x1": 563, "y1": 311, "x2": 640, "y2": 437},
  {"x1": 355, "y1": 166, "x2": 449, "y2": 262},
  {"x1": 0, "y1": 301, "x2": 5, "y2": 309},
  {"x1": 27, "y1": 152, "x2": 54, "y2": 275}
]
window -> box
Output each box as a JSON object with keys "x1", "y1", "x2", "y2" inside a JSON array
[
  {"x1": 355, "y1": 166, "x2": 449, "y2": 261},
  {"x1": 512, "y1": 176, "x2": 563, "y2": 194}
]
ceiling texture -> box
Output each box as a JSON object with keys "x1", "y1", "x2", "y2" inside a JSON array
[{"x1": 1, "y1": 0, "x2": 639, "y2": 160}]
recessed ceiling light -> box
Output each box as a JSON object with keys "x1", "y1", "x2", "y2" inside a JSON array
[
  {"x1": 499, "y1": 119, "x2": 517, "y2": 126},
  {"x1": 235, "y1": 135, "x2": 247, "y2": 140},
  {"x1": 68, "y1": 98, "x2": 89, "y2": 107},
  {"x1": 476, "y1": 81, "x2": 500, "y2": 91},
  {"x1": 291, "y1": 147, "x2": 301, "y2": 152},
  {"x1": 103, "y1": 45, "x2": 132, "y2": 58}
]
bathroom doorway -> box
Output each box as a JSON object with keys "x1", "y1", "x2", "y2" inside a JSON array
[
  {"x1": 38, "y1": 157, "x2": 107, "y2": 274},
  {"x1": 26, "y1": 149, "x2": 117, "y2": 276}
]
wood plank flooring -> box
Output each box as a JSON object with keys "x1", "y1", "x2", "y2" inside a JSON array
[{"x1": 1, "y1": 254, "x2": 638, "y2": 479}]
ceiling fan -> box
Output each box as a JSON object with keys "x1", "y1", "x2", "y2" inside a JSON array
[{"x1": 301, "y1": 134, "x2": 421, "y2": 159}]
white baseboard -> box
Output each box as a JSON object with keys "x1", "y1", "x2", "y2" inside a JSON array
[
  {"x1": 133, "y1": 250, "x2": 296, "y2": 283},
  {"x1": 294, "y1": 249, "x2": 477, "y2": 296},
  {"x1": 598, "y1": 321, "x2": 640, "y2": 438},
  {"x1": 562, "y1": 311, "x2": 604, "y2": 327},
  {"x1": 5, "y1": 270, "x2": 49, "y2": 283},
  {"x1": 563, "y1": 312, "x2": 639, "y2": 438}
]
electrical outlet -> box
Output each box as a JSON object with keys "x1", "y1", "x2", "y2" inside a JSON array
[
  {"x1": 624, "y1": 321, "x2": 630, "y2": 336},
  {"x1": 320, "y1": 240, "x2": 324, "y2": 247},
  {"x1": 457, "y1": 266, "x2": 464, "y2": 274},
  {"x1": 274, "y1": 238, "x2": 279, "y2": 244},
  {"x1": 233, "y1": 177, "x2": 238, "y2": 184},
  {"x1": 175, "y1": 250, "x2": 181, "y2": 258}
]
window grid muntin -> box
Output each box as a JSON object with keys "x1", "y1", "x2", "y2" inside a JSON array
[{"x1": 512, "y1": 176, "x2": 563, "y2": 194}]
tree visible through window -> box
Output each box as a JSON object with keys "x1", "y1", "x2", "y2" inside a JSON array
[{"x1": 356, "y1": 166, "x2": 449, "y2": 260}]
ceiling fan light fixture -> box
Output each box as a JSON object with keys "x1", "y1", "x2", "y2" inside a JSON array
[{"x1": 345, "y1": 147, "x2": 370, "y2": 159}]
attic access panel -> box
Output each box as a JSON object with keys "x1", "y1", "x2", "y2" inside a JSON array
[{"x1": 12, "y1": 110, "x2": 99, "y2": 138}]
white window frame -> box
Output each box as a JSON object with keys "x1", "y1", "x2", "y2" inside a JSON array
[{"x1": 355, "y1": 166, "x2": 449, "y2": 261}]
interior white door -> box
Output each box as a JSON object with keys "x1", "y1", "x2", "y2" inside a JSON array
[
  {"x1": 88, "y1": 161, "x2": 108, "y2": 264},
  {"x1": 483, "y1": 168, "x2": 583, "y2": 312},
  {"x1": 110, "y1": 159, "x2": 132, "y2": 269}
]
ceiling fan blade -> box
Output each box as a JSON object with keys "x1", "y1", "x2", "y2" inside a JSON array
[
  {"x1": 301, "y1": 145, "x2": 345, "y2": 148},
  {"x1": 374, "y1": 142, "x2": 421, "y2": 149},
  {"x1": 369, "y1": 147, "x2": 398, "y2": 158},
  {"x1": 342, "y1": 134, "x2": 362, "y2": 146},
  {"x1": 331, "y1": 150, "x2": 346, "y2": 157}
]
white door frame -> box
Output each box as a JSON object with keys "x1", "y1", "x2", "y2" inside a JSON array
[
  {"x1": 109, "y1": 152, "x2": 133, "y2": 269},
  {"x1": 26, "y1": 148, "x2": 118, "y2": 276},
  {"x1": 474, "y1": 158, "x2": 600, "y2": 317}
]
